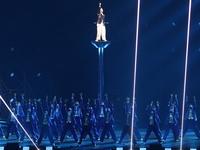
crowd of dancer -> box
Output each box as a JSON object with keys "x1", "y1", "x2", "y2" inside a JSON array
[{"x1": 0, "y1": 93, "x2": 199, "y2": 147}]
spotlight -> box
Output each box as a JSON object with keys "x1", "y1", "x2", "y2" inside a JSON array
[
  {"x1": 37, "y1": 73, "x2": 41, "y2": 77},
  {"x1": 172, "y1": 22, "x2": 176, "y2": 26},
  {"x1": 180, "y1": 0, "x2": 192, "y2": 149},
  {"x1": 10, "y1": 47, "x2": 14, "y2": 51},
  {"x1": 10, "y1": 73, "x2": 14, "y2": 77}
]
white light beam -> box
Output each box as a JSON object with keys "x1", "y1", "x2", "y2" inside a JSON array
[
  {"x1": 180, "y1": 0, "x2": 192, "y2": 150},
  {"x1": 130, "y1": 0, "x2": 141, "y2": 149}
]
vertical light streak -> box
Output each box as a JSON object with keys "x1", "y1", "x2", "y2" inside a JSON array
[
  {"x1": 130, "y1": 0, "x2": 141, "y2": 149},
  {"x1": 180, "y1": 0, "x2": 192, "y2": 150},
  {"x1": 0, "y1": 95, "x2": 40, "y2": 150}
]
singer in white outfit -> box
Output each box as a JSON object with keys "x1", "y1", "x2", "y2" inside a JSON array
[{"x1": 95, "y1": 3, "x2": 107, "y2": 42}]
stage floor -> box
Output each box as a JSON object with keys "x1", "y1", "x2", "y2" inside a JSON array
[{"x1": 1, "y1": 128, "x2": 200, "y2": 149}]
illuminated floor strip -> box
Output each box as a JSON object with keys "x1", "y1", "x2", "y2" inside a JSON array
[
  {"x1": 0, "y1": 147, "x2": 3, "y2": 150},
  {"x1": 0, "y1": 95, "x2": 40, "y2": 150},
  {"x1": 165, "y1": 148, "x2": 171, "y2": 150},
  {"x1": 180, "y1": 0, "x2": 192, "y2": 150},
  {"x1": 130, "y1": 0, "x2": 141, "y2": 149},
  {"x1": 23, "y1": 147, "x2": 30, "y2": 150},
  {"x1": 46, "y1": 147, "x2": 53, "y2": 150}
]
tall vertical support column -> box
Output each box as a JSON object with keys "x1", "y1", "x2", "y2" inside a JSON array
[{"x1": 91, "y1": 41, "x2": 111, "y2": 102}]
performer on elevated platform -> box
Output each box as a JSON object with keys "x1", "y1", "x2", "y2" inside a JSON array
[{"x1": 95, "y1": 3, "x2": 107, "y2": 42}]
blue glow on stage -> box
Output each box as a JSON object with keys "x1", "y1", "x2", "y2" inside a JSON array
[
  {"x1": 46, "y1": 147, "x2": 53, "y2": 150},
  {"x1": 23, "y1": 147, "x2": 29, "y2": 150},
  {"x1": 116, "y1": 148, "x2": 123, "y2": 150}
]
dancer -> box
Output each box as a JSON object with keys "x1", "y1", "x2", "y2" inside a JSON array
[
  {"x1": 37, "y1": 111, "x2": 55, "y2": 146},
  {"x1": 20, "y1": 109, "x2": 37, "y2": 142},
  {"x1": 99, "y1": 108, "x2": 118, "y2": 143},
  {"x1": 82, "y1": 106, "x2": 99, "y2": 141},
  {"x1": 0, "y1": 106, "x2": 5, "y2": 140},
  {"x1": 73, "y1": 93, "x2": 83, "y2": 134},
  {"x1": 54, "y1": 103, "x2": 63, "y2": 133},
  {"x1": 49, "y1": 103, "x2": 59, "y2": 140},
  {"x1": 32, "y1": 106, "x2": 39, "y2": 139},
  {"x1": 77, "y1": 111, "x2": 96, "y2": 147},
  {"x1": 0, "y1": 123, "x2": 5, "y2": 140},
  {"x1": 169, "y1": 94, "x2": 180, "y2": 137},
  {"x1": 182, "y1": 96, "x2": 200, "y2": 139},
  {"x1": 15, "y1": 101, "x2": 25, "y2": 125},
  {"x1": 143, "y1": 101, "x2": 163, "y2": 144},
  {"x1": 59, "y1": 107, "x2": 79, "y2": 143},
  {"x1": 118, "y1": 108, "x2": 137, "y2": 146},
  {"x1": 5, "y1": 108, "x2": 21, "y2": 141},
  {"x1": 163, "y1": 107, "x2": 179, "y2": 142},
  {"x1": 125, "y1": 98, "x2": 142, "y2": 141},
  {"x1": 96, "y1": 101, "x2": 106, "y2": 133}
]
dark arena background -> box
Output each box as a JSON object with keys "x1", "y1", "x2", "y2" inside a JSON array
[{"x1": 0, "y1": 0, "x2": 200, "y2": 150}]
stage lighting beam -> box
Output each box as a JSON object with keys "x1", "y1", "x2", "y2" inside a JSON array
[
  {"x1": 130, "y1": 0, "x2": 141, "y2": 149},
  {"x1": 0, "y1": 95, "x2": 40, "y2": 150},
  {"x1": 180, "y1": 0, "x2": 192, "y2": 150}
]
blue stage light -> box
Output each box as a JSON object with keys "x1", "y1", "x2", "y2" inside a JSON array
[
  {"x1": 10, "y1": 73, "x2": 14, "y2": 77},
  {"x1": 23, "y1": 147, "x2": 30, "y2": 150},
  {"x1": 172, "y1": 22, "x2": 176, "y2": 26},
  {"x1": 37, "y1": 73, "x2": 41, "y2": 77},
  {"x1": 10, "y1": 47, "x2": 14, "y2": 51}
]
